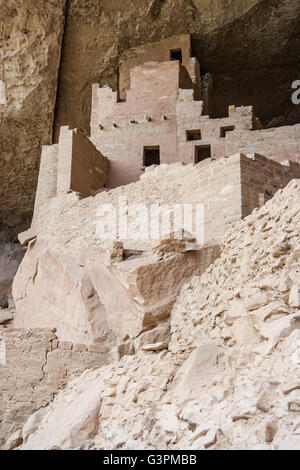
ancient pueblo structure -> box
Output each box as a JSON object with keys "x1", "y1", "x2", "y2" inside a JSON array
[{"x1": 1, "y1": 35, "x2": 300, "y2": 451}]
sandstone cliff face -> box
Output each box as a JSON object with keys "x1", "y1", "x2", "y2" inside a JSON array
[
  {"x1": 1, "y1": 0, "x2": 300, "y2": 234},
  {"x1": 11, "y1": 179, "x2": 300, "y2": 450},
  {"x1": 0, "y1": 0, "x2": 66, "y2": 233}
]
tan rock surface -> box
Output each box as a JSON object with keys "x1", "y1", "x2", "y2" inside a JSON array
[
  {"x1": 87, "y1": 246, "x2": 219, "y2": 341},
  {"x1": 0, "y1": 1, "x2": 66, "y2": 233},
  {"x1": 13, "y1": 239, "x2": 114, "y2": 346},
  {"x1": 0, "y1": 238, "x2": 23, "y2": 309}
]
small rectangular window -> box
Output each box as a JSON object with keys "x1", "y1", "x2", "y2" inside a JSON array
[
  {"x1": 220, "y1": 125, "x2": 235, "y2": 138},
  {"x1": 195, "y1": 145, "x2": 211, "y2": 163},
  {"x1": 186, "y1": 129, "x2": 202, "y2": 141},
  {"x1": 144, "y1": 146, "x2": 160, "y2": 167},
  {"x1": 170, "y1": 49, "x2": 182, "y2": 62}
]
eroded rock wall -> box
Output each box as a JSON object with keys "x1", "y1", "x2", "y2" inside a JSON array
[
  {"x1": 0, "y1": 0, "x2": 66, "y2": 234},
  {"x1": 0, "y1": 235, "x2": 23, "y2": 309}
]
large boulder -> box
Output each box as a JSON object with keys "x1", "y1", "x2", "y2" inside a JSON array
[
  {"x1": 13, "y1": 239, "x2": 114, "y2": 347},
  {"x1": 83, "y1": 244, "x2": 219, "y2": 342},
  {"x1": 13, "y1": 239, "x2": 219, "y2": 346}
]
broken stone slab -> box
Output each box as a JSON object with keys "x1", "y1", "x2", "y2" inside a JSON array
[
  {"x1": 172, "y1": 342, "x2": 224, "y2": 399},
  {"x1": 259, "y1": 313, "x2": 300, "y2": 342},
  {"x1": 22, "y1": 407, "x2": 49, "y2": 443},
  {"x1": 85, "y1": 245, "x2": 219, "y2": 341},
  {"x1": 13, "y1": 240, "x2": 219, "y2": 347},
  {"x1": 232, "y1": 316, "x2": 261, "y2": 345},
  {"x1": 253, "y1": 301, "x2": 289, "y2": 324},
  {"x1": 289, "y1": 284, "x2": 300, "y2": 307},
  {"x1": 20, "y1": 371, "x2": 103, "y2": 450},
  {"x1": 13, "y1": 239, "x2": 115, "y2": 347},
  {"x1": 18, "y1": 226, "x2": 37, "y2": 245},
  {"x1": 141, "y1": 341, "x2": 168, "y2": 351},
  {"x1": 134, "y1": 321, "x2": 170, "y2": 351},
  {"x1": 151, "y1": 231, "x2": 201, "y2": 258},
  {"x1": 203, "y1": 428, "x2": 218, "y2": 449},
  {"x1": 2, "y1": 429, "x2": 23, "y2": 450},
  {"x1": 224, "y1": 301, "x2": 248, "y2": 325},
  {"x1": 243, "y1": 293, "x2": 270, "y2": 311},
  {"x1": 254, "y1": 314, "x2": 300, "y2": 355}
]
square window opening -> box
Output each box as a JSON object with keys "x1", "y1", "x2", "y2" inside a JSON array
[
  {"x1": 144, "y1": 146, "x2": 160, "y2": 167},
  {"x1": 170, "y1": 49, "x2": 182, "y2": 62},
  {"x1": 186, "y1": 129, "x2": 202, "y2": 141},
  {"x1": 195, "y1": 145, "x2": 211, "y2": 164},
  {"x1": 220, "y1": 125, "x2": 235, "y2": 138}
]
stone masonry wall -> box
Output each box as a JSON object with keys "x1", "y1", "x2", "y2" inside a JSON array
[
  {"x1": 19, "y1": 125, "x2": 108, "y2": 244},
  {"x1": 57, "y1": 127, "x2": 108, "y2": 197},
  {"x1": 32, "y1": 154, "x2": 300, "y2": 256},
  {"x1": 32, "y1": 158, "x2": 240, "y2": 254},
  {"x1": 71, "y1": 130, "x2": 108, "y2": 197},
  {"x1": 226, "y1": 124, "x2": 300, "y2": 164},
  {"x1": 0, "y1": 328, "x2": 107, "y2": 447},
  {"x1": 33, "y1": 144, "x2": 58, "y2": 224},
  {"x1": 118, "y1": 34, "x2": 200, "y2": 100},
  {"x1": 90, "y1": 57, "x2": 300, "y2": 190},
  {"x1": 240, "y1": 155, "x2": 300, "y2": 218},
  {"x1": 91, "y1": 60, "x2": 195, "y2": 188},
  {"x1": 18, "y1": 143, "x2": 59, "y2": 244},
  {"x1": 177, "y1": 105, "x2": 254, "y2": 163},
  {"x1": 178, "y1": 106, "x2": 300, "y2": 165}
]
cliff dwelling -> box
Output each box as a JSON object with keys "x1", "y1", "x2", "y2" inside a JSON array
[{"x1": 1, "y1": 3, "x2": 300, "y2": 452}]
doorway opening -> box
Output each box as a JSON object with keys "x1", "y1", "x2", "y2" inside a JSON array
[
  {"x1": 170, "y1": 49, "x2": 182, "y2": 62},
  {"x1": 144, "y1": 146, "x2": 160, "y2": 166},
  {"x1": 195, "y1": 145, "x2": 211, "y2": 163}
]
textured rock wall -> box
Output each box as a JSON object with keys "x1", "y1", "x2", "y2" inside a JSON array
[
  {"x1": 0, "y1": 0, "x2": 66, "y2": 234},
  {"x1": 0, "y1": 227, "x2": 23, "y2": 309}
]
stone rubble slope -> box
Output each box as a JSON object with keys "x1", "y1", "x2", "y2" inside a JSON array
[
  {"x1": 170, "y1": 178, "x2": 300, "y2": 354},
  {"x1": 11, "y1": 179, "x2": 300, "y2": 450}
]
